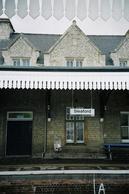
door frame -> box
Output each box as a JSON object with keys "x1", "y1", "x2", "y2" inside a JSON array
[{"x1": 5, "y1": 111, "x2": 33, "y2": 157}]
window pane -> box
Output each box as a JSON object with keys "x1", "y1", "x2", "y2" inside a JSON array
[
  {"x1": 13, "y1": 59, "x2": 20, "y2": 66},
  {"x1": 76, "y1": 60, "x2": 82, "y2": 67},
  {"x1": 66, "y1": 60, "x2": 73, "y2": 67},
  {"x1": 76, "y1": 122, "x2": 84, "y2": 143},
  {"x1": 22, "y1": 59, "x2": 30, "y2": 66},
  {"x1": 119, "y1": 60, "x2": 127, "y2": 67},
  {"x1": 66, "y1": 122, "x2": 74, "y2": 143},
  {"x1": 120, "y1": 114, "x2": 128, "y2": 126},
  {"x1": 7, "y1": 112, "x2": 33, "y2": 120},
  {"x1": 121, "y1": 126, "x2": 129, "y2": 139},
  {"x1": 75, "y1": 115, "x2": 84, "y2": 120}
]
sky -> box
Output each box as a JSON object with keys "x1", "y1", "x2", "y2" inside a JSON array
[{"x1": 10, "y1": 15, "x2": 129, "y2": 35}]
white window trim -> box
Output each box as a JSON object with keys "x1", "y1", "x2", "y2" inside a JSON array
[
  {"x1": 76, "y1": 122, "x2": 84, "y2": 143},
  {"x1": 66, "y1": 121, "x2": 74, "y2": 144},
  {"x1": 120, "y1": 111, "x2": 129, "y2": 142},
  {"x1": 12, "y1": 58, "x2": 30, "y2": 67},
  {"x1": 119, "y1": 59, "x2": 128, "y2": 67},
  {"x1": 65, "y1": 58, "x2": 83, "y2": 68},
  {"x1": 66, "y1": 107, "x2": 84, "y2": 144}
]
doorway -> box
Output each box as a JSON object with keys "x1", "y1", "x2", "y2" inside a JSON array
[{"x1": 6, "y1": 112, "x2": 33, "y2": 156}]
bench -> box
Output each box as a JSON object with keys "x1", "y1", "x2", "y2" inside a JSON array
[{"x1": 104, "y1": 143, "x2": 129, "y2": 160}]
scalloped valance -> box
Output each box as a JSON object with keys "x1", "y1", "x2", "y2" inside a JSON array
[{"x1": 0, "y1": 0, "x2": 129, "y2": 21}]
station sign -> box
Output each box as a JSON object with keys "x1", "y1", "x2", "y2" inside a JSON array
[{"x1": 70, "y1": 108, "x2": 95, "y2": 117}]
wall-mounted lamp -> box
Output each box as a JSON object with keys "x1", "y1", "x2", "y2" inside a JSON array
[
  {"x1": 100, "y1": 118, "x2": 104, "y2": 123},
  {"x1": 104, "y1": 106, "x2": 107, "y2": 111},
  {"x1": 47, "y1": 104, "x2": 51, "y2": 122}
]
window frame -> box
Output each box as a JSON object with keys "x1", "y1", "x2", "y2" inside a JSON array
[
  {"x1": 119, "y1": 59, "x2": 128, "y2": 67},
  {"x1": 66, "y1": 58, "x2": 83, "y2": 68},
  {"x1": 12, "y1": 58, "x2": 30, "y2": 67},
  {"x1": 7, "y1": 111, "x2": 33, "y2": 121},
  {"x1": 65, "y1": 107, "x2": 84, "y2": 144},
  {"x1": 120, "y1": 111, "x2": 129, "y2": 143}
]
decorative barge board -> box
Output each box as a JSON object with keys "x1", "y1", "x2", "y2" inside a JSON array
[{"x1": 0, "y1": 170, "x2": 129, "y2": 193}]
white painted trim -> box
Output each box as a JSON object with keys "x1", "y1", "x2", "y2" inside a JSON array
[
  {"x1": 121, "y1": 139, "x2": 129, "y2": 143},
  {"x1": 0, "y1": 70, "x2": 129, "y2": 90},
  {"x1": 1, "y1": 170, "x2": 129, "y2": 176}
]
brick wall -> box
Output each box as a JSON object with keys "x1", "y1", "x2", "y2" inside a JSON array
[
  {"x1": 0, "y1": 89, "x2": 128, "y2": 158},
  {"x1": 0, "y1": 89, "x2": 46, "y2": 157},
  {"x1": 104, "y1": 90, "x2": 129, "y2": 143}
]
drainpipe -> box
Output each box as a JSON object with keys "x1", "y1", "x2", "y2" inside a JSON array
[
  {"x1": 42, "y1": 89, "x2": 51, "y2": 158},
  {"x1": 42, "y1": 90, "x2": 48, "y2": 158}
]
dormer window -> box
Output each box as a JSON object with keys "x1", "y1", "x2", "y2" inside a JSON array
[
  {"x1": 119, "y1": 59, "x2": 128, "y2": 67},
  {"x1": 66, "y1": 58, "x2": 83, "y2": 68},
  {"x1": 66, "y1": 59, "x2": 74, "y2": 67},
  {"x1": 13, "y1": 58, "x2": 30, "y2": 67}
]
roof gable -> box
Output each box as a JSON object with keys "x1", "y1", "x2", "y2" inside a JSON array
[
  {"x1": 112, "y1": 31, "x2": 129, "y2": 52},
  {"x1": 48, "y1": 20, "x2": 101, "y2": 54},
  {"x1": 8, "y1": 33, "x2": 36, "y2": 50}
]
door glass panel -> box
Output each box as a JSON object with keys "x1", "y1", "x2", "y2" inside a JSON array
[
  {"x1": 120, "y1": 114, "x2": 128, "y2": 126},
  {"x1": 66, "y1": 122, "x2": 74, "y2": 143},
  {"x1": 76, "y1": 122, "x2": 84, "y2": 143}
]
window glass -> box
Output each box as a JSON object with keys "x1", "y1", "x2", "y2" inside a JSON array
[
  {"x1": 76, "y1": 122, "x2": 84, "y2": 143},
  {"x1": 66, "y1": 60, "x2": 74, "y2": 67},
  {"x1": 76, "y1": 60, "x2": 82, "y2": 67},
  {"x1": 121, "y1": 126, "x2": 128, "y2": 139},
  {"x1": 120, "y1": 113, "x2": 129, "y2": 140},
  {"x1": 7, "y1": 112, "x2": 33, "y2": 120},
  {"x1": 66, "y1": 59, "x2": 83, "y2": 68},
  {"x1": 13, "y1": 59, "x2": 20, "y2": 67},
  {"x1": 22, "y1": 59, "x2": 30, "y2": 66},
  {"x1": 120, "y1": 114, "x2": 128, "y2": 126},
  {"x1": 13, "y1": 58, "x2": 30, "y2": 66},
  {"x1": 66, "y1": 107, "x2": 84, "y2": 143},
  {"x1": 119, "y1": 60, "x2": 127, "y2": 67},
  {"x1": 66, "y1": 122, "x2": 74, "y2": 143}
]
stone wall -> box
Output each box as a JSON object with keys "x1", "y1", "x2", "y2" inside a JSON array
[
  {"x1": 47, "y1": 24, "x2": 105, "y2": 67},
  {"x1": 3, "y1": 37, "x2": 39, "y2": 66},
  {"x1": 0, "y1": 22, "x2": 13, "y2": 39},
  {"x1": 111, "y1": 37, "x2": 129, "y2": 66}
]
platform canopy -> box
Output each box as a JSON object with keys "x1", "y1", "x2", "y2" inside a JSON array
[
  {"x1": 0, "y1": 0, "x2": 129, "y2": 21},
  {"x1": 0, "y1": 69, "x2": 129, "y2": 90}
]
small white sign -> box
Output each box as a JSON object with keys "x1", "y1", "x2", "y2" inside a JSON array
[{"x1": 70, "y1": 108, "x2": 95, "y2": 117}]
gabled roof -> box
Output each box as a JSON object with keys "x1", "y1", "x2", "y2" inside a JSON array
[
  {"x1": 48, "y1": 20, "x2": 101, "y2": 54},
  {"x1": 0, "y1": 31, "x2": 126, "y2": 55},
  {"x1": 0, "y1": 33, "x2": 61, "y2": 51},
  {"x1": 111, "y1": 30, "x2": 129, "y2": 52},
  {"x1": 23, "y1": 33, "x2": 61, "y2": 52},
  {"x1": 88, "y1": 35, "x2": 125, "y2": 55},
  {"x1": 7, "y1": 33, "x2": 37, "y2": 50}
]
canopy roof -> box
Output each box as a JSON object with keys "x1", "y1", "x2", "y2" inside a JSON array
[{"x1": 0, "y1": 67, "x2": 128, "y2": 90}]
